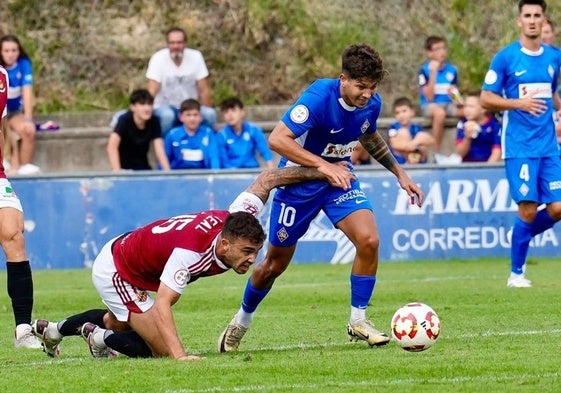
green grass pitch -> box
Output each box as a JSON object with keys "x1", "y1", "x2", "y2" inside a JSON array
[{"x1": 0, "y1": 257, "x2": 560, "y2": 392}]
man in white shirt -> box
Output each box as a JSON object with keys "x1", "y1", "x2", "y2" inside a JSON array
[{"x1": 146, "y1": 27, "x2": 217, "y2": 134}]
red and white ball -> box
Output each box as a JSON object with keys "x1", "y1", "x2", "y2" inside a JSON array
[{"x1": 391, "y1": 302, "x2": 441, "y2": 352}]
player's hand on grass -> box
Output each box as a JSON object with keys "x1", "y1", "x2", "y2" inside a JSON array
[{"x1": 177, "y1": 354, "x2": 205, "y2": 361}]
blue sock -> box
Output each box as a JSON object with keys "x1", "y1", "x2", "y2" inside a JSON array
[
  {"x1": 531, "y1": 209, "x2": 557, "y2": 236},
  {"x1": 350, "y1": 274, "x2": 376, "y2": 308},
  {"x1": 241, "y1": 279, "x2": 271, "y2": 313},
  {"x1": 511, "y1": 217, "x2": 533, "y2": 275}
]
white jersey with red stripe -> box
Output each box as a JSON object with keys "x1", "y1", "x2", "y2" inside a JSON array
[{"x1": 112, "y1": 210, "x2": 232, "y2": 293}]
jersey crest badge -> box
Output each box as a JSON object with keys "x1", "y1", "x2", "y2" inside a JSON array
[
  {"x1": 277, "y1": 227, "x2": 289, "y2": 242},
  {"x1": 361, "y1": 119, "x2": 370, "y2": 133},
  {"x1": 136, "y1": 290, "x2": 148, "y2": 302}
]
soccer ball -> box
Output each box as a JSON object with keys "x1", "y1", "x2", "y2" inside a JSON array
[{"x1": 391, "y1": 302, "x2": 441, "y2": 352}]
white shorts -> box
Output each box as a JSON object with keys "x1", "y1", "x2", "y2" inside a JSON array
[
  {"x1": 0, "y1": 178, "x2": 23, "y2": 212},
  {"x1": 92, "y1": 236, "x2": 155, "y2": 322}
]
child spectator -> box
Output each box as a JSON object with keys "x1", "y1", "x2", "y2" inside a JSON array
[
  {"x1": 418, "y1": 36, "x2": 463, "y2": 152},
  {"x1": 387, "y1": 97, "x2": 435, "y2": 164},
  {"x1": 217, "y1": 97, "x2": 274, "y2": 169},
  {"x1": 455, "y1": 91, "x2": 501, "y2": 163},
  {"x1": 164, "y1": 99, "x2": 220, "y2": 169},
  {"x1": 0, "y1": 35, "x2": 40, "y2": 175},
  {"x1": 106, "y1": 89, "x2": 170, "y2": 171}
]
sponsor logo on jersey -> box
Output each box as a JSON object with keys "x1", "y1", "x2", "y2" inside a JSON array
[
  {"x1": 519, "y1": 83, "x2": 552, "y2": 99},
  {"x1": 174, "y1": 269, "x2": 191, "y2": 286},
  {"x1": 514, "y1": 70, "x2": 527, "y2": 77},
  {"x1": 0, "y1": 78, "x2": 4, "y2": 93},
  {"x1": 289, "y1": 104, "x2": 309, "y2": 124},
  {"x1": 549, "y1": 181, "x2": 561, "y2": 191},
  {"x1": 434, "y1": 83, "x2": 451, "y2": 95},
  {"x1": 321, "y1": 141, "x2": 358, "y2": 158},
  {"x1": 333, "y1": 189, "x2": 367, "y2": 205}
]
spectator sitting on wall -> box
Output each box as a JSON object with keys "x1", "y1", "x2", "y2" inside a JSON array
[
  {"x1": 455, "y1": 91, "x2": 502, "y2": 163},
  {"x1": 146, "y1": 27, "x2": 216, "y2": 135},
  {"x1": 107, "y1": 88, "x2": 170, "y2": 171},
  {"x1": 217, "y1": 97, "x2": 275, "y2": 169},
  {"x1": 418, "y1": 35, "x2": 464, "y2": 153},
  {"x1": 387, "y1": 97, "x2": 435, "y2": 164},
  {"x1": 0, "y1": 35, "x2": 40, "y2": 175},
  {"x1": 164, "y1": 99, "x2": 220, "y2": 170}
]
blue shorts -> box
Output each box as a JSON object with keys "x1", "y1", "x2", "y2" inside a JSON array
[
  {"x1": 268, "y1": 179, "x2": 372, "y2": 246},
  {"x1": 505, "y1": 156, "x2": 561, "y2": 204}
]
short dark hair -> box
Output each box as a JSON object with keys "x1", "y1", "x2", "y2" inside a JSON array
[
  {"x1": 180, "y1": 98, "x2": 201, "y2": 113},
  {"x1": 166, "y1": 27, "x2": 187, "y2": 41},
  {"x1": 341, "y1": 44, "x2": 386, "y2": 83},
  {"x1": 424, "y1": 36, "x2": 446, "y2": 51},
  {"x1": 129, "y1": 89, "x2": 154, "y2": 105},
  {"x1": 392, "y1": 97, "x2": 414, "y2": 110},
  {"x1": 223, "y1": 211, "x2": 266, "y2": 245},
  {"x1": 518, "y1": 0, "x2": 546, "y2": 13},
  {"x1": 220, "y1": 97, "x2": 244, "y2": 112}
]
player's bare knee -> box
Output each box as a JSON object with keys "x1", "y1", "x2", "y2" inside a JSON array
[{"x1": 357, "y1": 234, "x2": 380, "y2": 254}]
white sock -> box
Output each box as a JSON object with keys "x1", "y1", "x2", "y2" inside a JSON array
[
  {"x1": 236, "y1": 308, "x2": 254, "y2": 328},
  {"x1": 47, "y1": 322, "x2": 63, "y2": 340},
  {"x1": 349, "y1": 306, "x2": 366, "y2": 324},
  {"x1": 92, "y1": 327, "x2": 107, "y2": 347}
]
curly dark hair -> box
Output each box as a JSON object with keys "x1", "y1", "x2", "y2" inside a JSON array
[
  {"x1": 223, "y1": 211, "x2": 266, "y2": 245},
  {"x1": 341, "y1": 44, "x2": 386, "y2": 83}
]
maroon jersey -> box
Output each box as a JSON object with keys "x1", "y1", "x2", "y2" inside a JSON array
[
  {"x1": 0, "y1": 67, "x2": 8, "y2": 178},
  {"x1": 112, "y1": 210, "x2": 232, "y2": 292}
]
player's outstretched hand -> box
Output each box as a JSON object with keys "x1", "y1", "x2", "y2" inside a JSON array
[{"x1": 397, "y1": 174, "x2": 424, "y2": 207}]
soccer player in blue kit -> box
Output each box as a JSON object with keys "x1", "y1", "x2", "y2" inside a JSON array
[
  {"x1": 481, "y1": 0, "x2": 561, "y2": 288},
  {"x1": 218, "y1": 44, "x2": 424, "y2": 351}
]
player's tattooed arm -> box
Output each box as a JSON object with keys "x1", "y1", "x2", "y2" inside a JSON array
[
  {"x1": 359, "y1": 132, "x2": 399, "y2": 173},
  {"x1": 246, "y1": 166, "x2": 355, "y2": 202}
]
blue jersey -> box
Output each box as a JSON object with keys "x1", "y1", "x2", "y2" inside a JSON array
[
  {"x1": 6, "y1": 57, "x2": 33, "y2": 113},
  {"x1": 217, "y1": 121, "x2": 273, "y2": 168},
  {"x1": 418, "y1": 62, "x2": 458, "y2": 106},
  {"x1": 387, "y1": 121, "x2": 425, "y2": 164},
  {"x1": 280, "y1": 78, "x2": 381, "y2": 166},
  {"x1": 268, "y1": 78, "x2": 381, "y2": 246},
  {"x1": 456, "y1": 115, "x2": 501, "y2": 162},
  {"x1": 164, "y1": 124, "x2": 220, "y2": 169},
  {"x1": 482, "y1": 41, "x2": 561, "y2": 158}
]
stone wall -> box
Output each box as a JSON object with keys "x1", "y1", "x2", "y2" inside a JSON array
[{"x1": 30, "y1": 106, "x2": 458, "y2": 174}]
